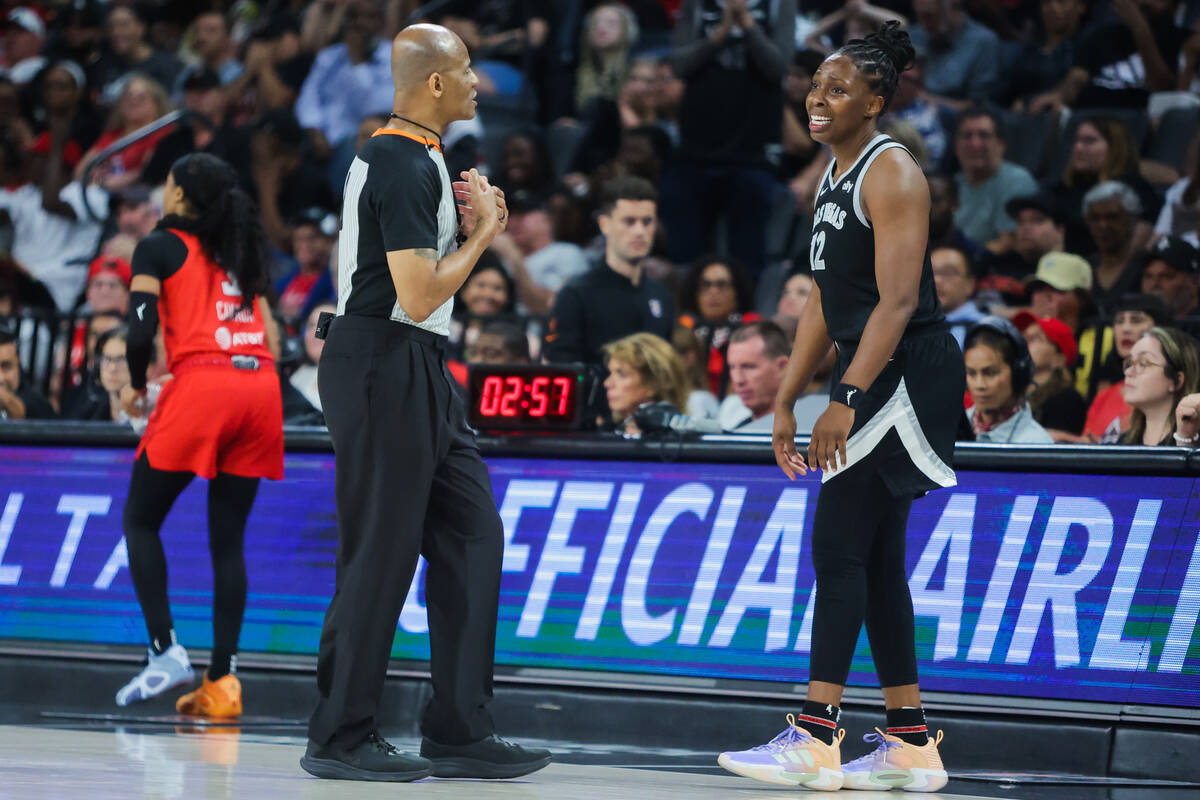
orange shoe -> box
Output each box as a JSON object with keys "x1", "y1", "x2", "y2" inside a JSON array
[{"x1": 176, "y1": 673, "x2": 242, "y2": 718}]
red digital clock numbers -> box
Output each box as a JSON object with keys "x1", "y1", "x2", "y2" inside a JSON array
[{"x1": 468, "y1": 365, "x2": 585, "y2": 429}]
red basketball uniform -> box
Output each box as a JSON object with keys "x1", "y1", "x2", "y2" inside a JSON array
[{"x1": 137, "y1": 229, "x2": 284, "y2": 479}]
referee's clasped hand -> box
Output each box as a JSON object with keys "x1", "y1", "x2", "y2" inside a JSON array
[
  {"x1": 461, "y1": 169, "x2": 507, "y2": 239},
  {"x1": 772, "y1": 408, "x2": 808, "y2": 480},
  {"x1": 808, "y1": 402, "x2": 854, "y2": 475}
]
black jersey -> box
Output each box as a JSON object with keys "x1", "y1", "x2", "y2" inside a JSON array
[{"x1": 810, "y1": 134, "x2": 943, "y2": 343}]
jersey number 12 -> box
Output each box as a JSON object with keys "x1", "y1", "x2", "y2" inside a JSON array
[{"x1": 809, "y1": 230, "x2": 827, "y2": 271}]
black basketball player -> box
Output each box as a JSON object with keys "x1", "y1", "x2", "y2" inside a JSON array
[{"x1": 718, "y1": 23, "x2": 963, "y2": 792}]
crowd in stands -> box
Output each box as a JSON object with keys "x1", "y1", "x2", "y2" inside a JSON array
[{"x1": 2, "y1": 0, "x2": 1200, "y2": 448}]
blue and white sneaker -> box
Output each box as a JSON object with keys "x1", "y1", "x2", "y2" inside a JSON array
[
  {"x1": 116, "y1": 644, "x2": 195, "y2": 707},
  {"x1": 718, "y1": 714, "x2": 845, "y2": 790}
]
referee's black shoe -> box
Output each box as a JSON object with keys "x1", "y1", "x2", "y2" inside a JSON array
[
  {"x1": 420, "y1": 734, "x2": 552, "y2": 778},
  {"x1": 300, "y1": 731, "x2": 433, "y2": 781}
]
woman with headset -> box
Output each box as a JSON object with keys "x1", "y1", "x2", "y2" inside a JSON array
[{"x1": 963, "y1": 317, "x2": 1054, "y2": 444}]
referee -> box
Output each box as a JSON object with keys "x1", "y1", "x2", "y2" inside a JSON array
[{"x1": 301, "y1": 25, "x2": 551, "y2": 782}]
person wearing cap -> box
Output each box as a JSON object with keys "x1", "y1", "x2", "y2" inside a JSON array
[
  {"x1": 976, "y1": 190, "x2": 1065, "y2": 307},
  {"x1": 1013, "y1": 309, "x2": 1087, "y2": 440},
  {"x1": 84, "y1": 255, "x2": 131, "y2": 314},
  {"x1": 486, "y1": 191, "x2": 588, "y2": 315},
  {"x1": 1025, "y1": 250, "x2": 1094, "y2": 335},
  {"x1": 3, "y1": 7, "x2": 47, "y2": 85},
  {"x1": 1140, "y1": 235, "x2": 1200, "y2": 335},
  {"x1": 142, "y1": 67, "x2": 253, "y2": 190},
  {"x1": 1079, "y1": 293, "x2": 1168, "y2": 443},
  {"x1": 1083, "y1": 180, "x2": 1144, "y2": 316}
]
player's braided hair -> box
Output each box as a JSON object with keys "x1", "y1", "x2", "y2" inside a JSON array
[
  {"x1": 161, "y1": 153, "x2": 271, "y2": 310},
  {"x1": 834, "y1": 20, "x2": 915, "y2": 112}
]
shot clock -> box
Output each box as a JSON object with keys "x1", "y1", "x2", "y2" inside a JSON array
[{"x1": 467, "y1": 364, "x2": 586, "y2": 429}]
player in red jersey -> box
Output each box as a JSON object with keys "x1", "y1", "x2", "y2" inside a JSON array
[{"x1": 114, "y1": 153, "x2": 283, "y2": 717}]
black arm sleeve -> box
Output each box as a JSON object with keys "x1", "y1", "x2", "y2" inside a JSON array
[
  {"x1": 371, "y1": 151, "x2": 441, "y2": 253},
  {"x1": 126, "y1": 291, "x2": 158, "y2": 391}
]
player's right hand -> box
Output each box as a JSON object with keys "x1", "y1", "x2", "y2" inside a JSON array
[{"x1": 772, "y1": 408, "x2": 808, "y2": 480}]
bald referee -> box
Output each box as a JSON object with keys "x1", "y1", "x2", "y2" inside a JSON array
[{"x1": 301, "y1": 25, "x2": 551, "y2": 782}]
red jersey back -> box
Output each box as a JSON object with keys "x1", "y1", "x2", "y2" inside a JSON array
[{"x1": 160, "y1": 229, "x2": 272, "y2": 370}]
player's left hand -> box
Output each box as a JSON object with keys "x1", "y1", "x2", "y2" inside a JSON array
[
  {"x1": 120, "y1": 386, "x2": 147, "y2": 419},
  {"x1": 808, "y1": 402, "x2": 854, "y2": 474}
]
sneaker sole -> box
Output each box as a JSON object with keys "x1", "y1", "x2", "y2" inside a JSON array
[
  {"x1": 428, "y1": 755, "x2": 553, "y2": 779},
  {"x1": 116, "y1": 671, "x2": 195, "y2": 707},
  {"x1": 718, "y1": 755, "x2": 843, "y2": 790},
  {"x1": 843, "y1": 767, "x2": 948, "y2": 792},
  {"x1": 299, "y1": 755, "x2": 432, "y2": 782}
]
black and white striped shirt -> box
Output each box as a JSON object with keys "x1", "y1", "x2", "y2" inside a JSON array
[{"x1": 337, "y1": 129, "x2": 458, "y2": 335}]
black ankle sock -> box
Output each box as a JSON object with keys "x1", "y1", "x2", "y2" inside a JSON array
[
  {"x1": 795, "y1": 701, "x2": 840, "y2": 745},
  {"x1": 208, "y1": 652, "x2": 236, "y2": 681},
  {"x1": 886, "y1": 706, "x2": 929, "y2": 745},
  {"x1": 149, "y1": 629, "x2": 175, "y2": 656}
]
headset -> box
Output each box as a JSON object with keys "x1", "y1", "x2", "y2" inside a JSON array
[{"x1": 964, "y1": 316, "x2": 1034, "y2": 396}]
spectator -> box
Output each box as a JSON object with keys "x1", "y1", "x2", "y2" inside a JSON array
[
  {"x1": 720, "y1": 320, "x2": 824, "y2": 432},
  {"x1": 0, "y1": 131, "x2": 107, "y2": 312},
  {"x1": 76, "y1": 74, "x2": 174, "y2": 192},
  {"x1": 42, "y1": 3, "x2": 104, "y2": 73},
  {"x1": 3, "y1": 7, "x2": 47, "y2": 85},
  {"x1": 1050, "y1": 119, "x2": 1158, "y2": 254},
  {"x1": 804, "y1": 1, "x2": 908, "y2": 54},
  {"x1": 250, "y1": 110, "x2": 334, "y2": 251},
  {"x1": 142, "y1": 67, "x2": 252, "y2": 189},
  {"x1": 290, "y1": 302, "x2": 336, "y2": 413},
  {"x1": 488, "y1": 192, "x2": 589, "y2": 316},
  {"x1": 652, "y1": 57, "x2": 684, "y2": 148},
  {"x1": 1033, "y1": 0, "x2": 1187, "y2": 111},
  {"x1": 952, "y1": 107, "x2": 1039, "y2": 252},
  {"x1": 451, "y1": 256, "x2": 518, "y2": 361},
  {"x1": 1082, "y1": 293, "x2": 1167, "y2": 441},
  {"x1": 465, "y1": 320, "x2": 531, "y2": 365},
  {"x1": 999, "y1": 0, "x2": 1090, "y2": 109},
  {"x1": 1155, "y1": 133, "x2": 1200, "y2": 247},
  {"x1": 1083, "y1": 180, "x2": 1144, "y2": 316},
  {"x1": 780, "y1": 50, "x2": 824, "y2": 187},
  {"x1": 601, "y1": 331, "x2": 690, "y2": 435},
  {"x1": 976, "y1": 191, "x2": 1065, "y2": 308},
  {"x1": 664, "y1": 0, "x2": 795, "y2": 277},
  {"x1": 0, "y1": 77, "x2": 31, "y2": 148},
  {"x1": 92, "y1": 5, "x2": 183, "y2": 103},
  {"x1": 775, "y1": 267, "x2": 814, "y2": 319},
  {"x1": 889, "y1": 57, "x2": 948, "y2": 168},
  {"x1": 670, "y1": 324, "x2": 721, "y2": 420},
  {"x1": 497, "y1": 130, "x2": 557, "y2": 197},
  {"x1": 932, "y1": 245, "x2": 986, "y2": 348},
  {"x1": 227, "y1": 13, "x2": 314, "y2": 116},
  {"x1": 575, "y1": 4, "x2": 638, "y2": 114},
  {"x1": 1024, "y1": 251, "x2": 1094, "y2": 335},
  {"x1": 908, "y1": 0, "x2": 1000, "y2": 109},
  {"x1": 28, "y1": 61, "x2": 99, "y2": 175},
  {"x1": 275, "y1": 208, "x2": 337, "y2": 325},
  {"x1": 0, "y1": 328, "x2": 55, "y2": 419},
  {"x1": 1140, "y1": 235, "x2": 1200, "y2": 333},
  {"x1": 962, "y1": 318, "x2": 1053, "y2": 443},
  {"x1": 294, "y1": 0, "x2": 393, "y2": 156},
  {"x1": 570, "y1": 60, "x2": 663, "y2": 179},
  {"x1": 545, "y1": 176, "x2": 673, "y2": 365},
  {"x1": 81, "y1": 255, "x2": 130, "y2": 315},
  {"x1": 1014, "y1": 310, "x2": 1088, "y2": 439},
  {"x1": 176, "y1": 11, "x2": 242, "y2": 93},
  {"x1": 677, "y1": 254, "x2": 762, "y2": 397},
  {"x1": 1120, "y1": 326, "x2": 1200, "y2": 445},
  {"x1": 927, "y1": 173, "x2": 980, "y2": 257},
  {"x1": 110, "y1": 185, "x2": 161, "y2": 240},
  {"x1": 62, "y1": 324, "x2": 131, "y2": 421}
]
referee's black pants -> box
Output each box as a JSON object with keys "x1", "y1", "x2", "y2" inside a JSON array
[{"x1": 307, "y1": 315, "x2": 503, "y2": 749}]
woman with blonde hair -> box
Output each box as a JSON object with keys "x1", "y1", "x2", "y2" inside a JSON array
[
  {"x1": 77, "y1": 74, "x2": 174, "y2": 191},
  {"x1": 602, "y1": 332, "x2": 689, "y2": 434},
  {"x1": 575, "y1": 3, "x2": 638, "y2": 113},
  {"x1": 1120, "y1": 327, "x2": 1200, "y2": 446}
]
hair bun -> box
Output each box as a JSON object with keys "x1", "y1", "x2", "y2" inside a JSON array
[{"x1": 865, "y1": 20, "x2": 915, "y2": 75}]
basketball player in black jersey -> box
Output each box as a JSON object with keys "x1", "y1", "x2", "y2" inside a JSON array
[{"x1": 719, "y1": 23, "x2": 963, "y2": 792}]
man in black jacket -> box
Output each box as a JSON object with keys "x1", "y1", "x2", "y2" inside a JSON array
[{"x1": 544, "y1": 176, "x2": 673, "y2": 365}]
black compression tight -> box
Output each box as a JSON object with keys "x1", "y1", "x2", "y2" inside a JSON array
[
  {"x1": 122, "y1": 453, "x2": 260, "y2": 677},
  {"x1": 809, "y1": 462, "x2": 919, "y2": 688}
]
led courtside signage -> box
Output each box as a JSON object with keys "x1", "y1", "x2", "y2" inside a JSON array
[{"x1": 0, "y1": 447, "x2": 1197, "y2": 709}]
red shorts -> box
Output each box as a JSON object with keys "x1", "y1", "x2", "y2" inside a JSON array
[{"x1": 137, "y1": 360, "x2": 284, "y2": 480}]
